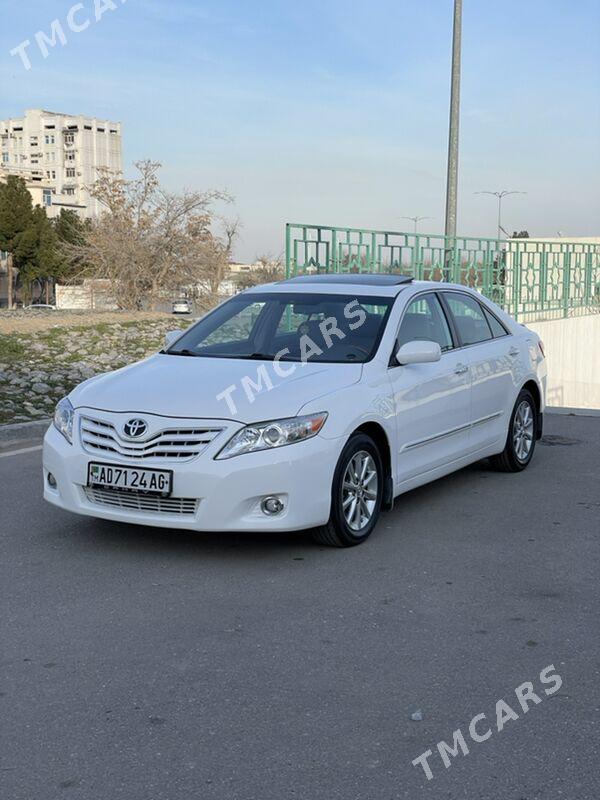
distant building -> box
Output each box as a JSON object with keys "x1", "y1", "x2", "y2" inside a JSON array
[
  {"x1": 0, "y1": 108, "x2": 122, "y2": 219},
  {"x1": 228, "y1": 262, "x2": 263, "y2": 274}
]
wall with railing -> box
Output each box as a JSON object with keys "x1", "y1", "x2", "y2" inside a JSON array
[{"x1": 285, "y1": 223, "x2": 600, "y2": 323}]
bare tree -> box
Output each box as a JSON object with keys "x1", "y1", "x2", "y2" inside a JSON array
[
  {"x1": 191, "y1": 216, "x2": 241, "y2": 307},
  {"x1": 62, "y1": 161, "x2": 237, "y2": 310}
]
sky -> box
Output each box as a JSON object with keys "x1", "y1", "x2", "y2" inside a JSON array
[{"x1": 1, "y1": 0, "x2": 599, "y2": 260}]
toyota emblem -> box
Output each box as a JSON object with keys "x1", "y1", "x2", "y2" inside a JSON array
[{"x1": 123, "y1": 418, "x2": 148, "y2": 438}]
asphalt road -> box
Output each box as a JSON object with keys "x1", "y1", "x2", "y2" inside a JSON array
[{"x1": 1, "y1": 414, "x2": 599, "y2": 800}]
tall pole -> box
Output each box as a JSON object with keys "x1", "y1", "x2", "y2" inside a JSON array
[
  {"x1": 444, "y1": 0, "x2": 463, "y2": 242},
  {"x1": 475, "y1": 191, "x2": 526, "y2": 240}
]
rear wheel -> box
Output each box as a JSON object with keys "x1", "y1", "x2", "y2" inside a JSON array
[
  {"x1": 490, "y1": 389, "x2": 537, "y2": 472},
  {"x1": 312, "y1": 433, "x2": 383, "y2": 547}
]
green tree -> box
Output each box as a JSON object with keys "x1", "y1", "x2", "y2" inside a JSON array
[
  {"x1": 14, "y1": 207, "x2": 61, "y2": 304},
  {"x1": 0, "y1": 175, "x2": 33, "y2": 307}
]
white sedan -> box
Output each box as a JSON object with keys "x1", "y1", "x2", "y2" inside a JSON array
[{"x1": 43, "y1": 275, "x2": 547, "y2": 547}]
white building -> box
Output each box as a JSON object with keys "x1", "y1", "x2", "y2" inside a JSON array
[{"x1": 0, "y1": 108, "x2": 122, "y2": 219}]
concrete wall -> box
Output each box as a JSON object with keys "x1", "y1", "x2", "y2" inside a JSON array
[
  {"x1": 56, "y1": 281, "x2": 117, "y2": 311},
  {"x1": 527, "y1": 314, "x2": 600, "y2": 409}
]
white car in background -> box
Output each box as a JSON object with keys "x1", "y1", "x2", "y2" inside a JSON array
[
  {"x1": 172, "y1": 298, "x2": 192, "y2": 314},
  {"x1": 44, "y1": 274, "x2": 547, "y2": 547}
]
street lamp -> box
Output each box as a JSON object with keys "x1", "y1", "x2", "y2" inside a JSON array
[
  {"x1": 444, "y1": 0, "x2": 462, "y2": 241},
  {"x1": 475, "y1": 190, "x2": 526, "y2": 241},
  {"x1": 400, "y1": 216, "x2": 433, "y2": 234}
]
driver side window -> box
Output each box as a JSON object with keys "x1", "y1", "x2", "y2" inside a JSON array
[{"x1": 397, "y1": 293, "x2": 454, "y2": 352}]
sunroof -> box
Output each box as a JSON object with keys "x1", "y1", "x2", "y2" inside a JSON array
[{"x1": 281, "y1": 273, "x2": 413, "y2": 286}]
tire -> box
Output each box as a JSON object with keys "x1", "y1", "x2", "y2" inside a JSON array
[
  {"x1": 490, "y1": 389, "x2": 537, "y2": 472},
  {"x1": 312, "y1": 433, "x2": 384, "y2": 547}
]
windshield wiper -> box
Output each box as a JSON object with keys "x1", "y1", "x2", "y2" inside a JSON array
[
  {"x1": 165, "y1": 348, "x2": 199, "y2": 357},
  {"x1": 243, "y1": 353, "x2": 276, "y2": 361}
]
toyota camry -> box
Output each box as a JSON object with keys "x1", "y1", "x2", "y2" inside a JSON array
[{"x1": 43, "y1": 274, "x2": 547, "y2": 546}]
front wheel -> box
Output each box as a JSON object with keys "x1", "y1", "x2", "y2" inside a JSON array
[
  {"x1": 490, "y1": 389, "x2": 537, "y2": 472},
  {"x1": 312, "y1": 433, "x2": 384, "y2": 547}
]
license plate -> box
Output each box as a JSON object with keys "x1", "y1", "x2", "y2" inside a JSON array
[{"x1": 87, "y1": 462, "x2": 173, "y2": 496}]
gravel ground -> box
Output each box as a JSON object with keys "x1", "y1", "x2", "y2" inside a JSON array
[{"x1": 0, "y1": 313, "x2": 193, "y2": 424}]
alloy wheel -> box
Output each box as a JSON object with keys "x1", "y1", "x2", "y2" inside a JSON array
[
  {"x1": 342, "y1": 451, "x2": 379, "y2": 532},
  {"x1": 513, "y1": 400, "x2": 535, "y2": 461}
]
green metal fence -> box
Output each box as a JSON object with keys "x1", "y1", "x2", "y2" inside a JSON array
[{"x1": 285, "y1": 223, "x2": 600, "y2": 321}]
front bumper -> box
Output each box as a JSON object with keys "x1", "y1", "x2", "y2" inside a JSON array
[{"x1": 43, "y1": 413, "x2": 341, "y2": 532}]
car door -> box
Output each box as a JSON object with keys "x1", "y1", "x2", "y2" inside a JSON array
[
  {"x1": 388, "y1": 291, "x2": 472, "y2": 483},
  {"x1": 440, "y1": 291, "x2": 515, "y2": 451}
]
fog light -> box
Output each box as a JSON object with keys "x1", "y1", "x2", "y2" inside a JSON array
[
  {"x1": 261, "y1": 496, "x2": 284, "y2": 516},
  {"x1": 47, "y1": 472, "x2": 57, "y2": 489}
]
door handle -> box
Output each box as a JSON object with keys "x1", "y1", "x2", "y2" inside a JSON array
[
  {"x1": 508, "y1": 346, "x2": 519, "y2": 357},
  {"x1": 455, "y1": 363, "x2": 469, "y2": 375}
]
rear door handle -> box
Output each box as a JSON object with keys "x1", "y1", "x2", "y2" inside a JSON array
[
  {"x1": 508, "y1": 346, "x2": 519, "y2": 357},
  {"x1": 455, "y1": 363, "x2": 469, "y2": 375}
]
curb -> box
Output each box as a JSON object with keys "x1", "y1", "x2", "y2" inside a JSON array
[
  {"x1": 546, "y1": 406, "x2": 600, "y2": 418},
  {"x1": 0, "y1": 418, "x2": 51, "y2": 442}
]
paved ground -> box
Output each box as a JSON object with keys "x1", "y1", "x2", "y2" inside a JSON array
[{"x1": 1, "y1": 415, "x2": 599, "y2": 800}]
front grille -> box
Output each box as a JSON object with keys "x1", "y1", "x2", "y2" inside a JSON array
[
  {"x1": 80, "y1": 416, "x2": 222, "y2": 462},
  {"x1": 83, "y1": 486, "x2": 198, "y2": 516}
]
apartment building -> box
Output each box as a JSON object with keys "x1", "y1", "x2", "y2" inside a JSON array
[{"x1": 0, "y1": 108, "x2": 122, "y2": 219}]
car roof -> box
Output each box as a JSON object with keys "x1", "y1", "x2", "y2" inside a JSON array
[
  {"x1": 281, "y1": 273, "x2": 413, "y2": 287},
  {"x1": 245, "y1": 273, "x2": 414, "y2": 297}
]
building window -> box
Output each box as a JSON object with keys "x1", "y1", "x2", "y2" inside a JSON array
[
  {"x1": 64, "y1": 187, "x2": 75, "y2": 196},
  {"x1": 110, "y1": 129, "x2": 117, "y2": 134},
  {"x1": 64, "y1": 133, "x2": 75, "y2": 144},
  {"x1": 45, "y1": 134, "x2": 55, "y2": 145},
  {"x1": 97, "y1": 127, "x2": 105, "y2": 133},
  {"x1": 66, "y1": 167, "x2": 76, "y2": 178},
  {"x1": 2, "y1": 153, "x2": 8, "y2": 164},
  {"x1": 66, "y1": 152, "x2": 75, "y2": 161},
  {"x1": 43, "y1": 190, "x2": 52, "y2": 207},
  {"x1": 84, "y1": 125, "x2": 92, "y2": 130}
]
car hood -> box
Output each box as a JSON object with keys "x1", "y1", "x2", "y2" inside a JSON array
[{"x1": 70, "y1": 353, "x2": 363, "y2": 422}]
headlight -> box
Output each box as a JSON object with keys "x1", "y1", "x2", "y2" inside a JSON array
[
  {"x1": 215, "y1": 412, "x2": 328, "y2": 459},
  {"x1": 54, "y1": 397, "x2": 75, "y2": 444}
]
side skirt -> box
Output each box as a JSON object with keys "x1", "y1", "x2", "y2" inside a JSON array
[{"x1": 392, "y1": 444, "x2": 500, "y2": 500}]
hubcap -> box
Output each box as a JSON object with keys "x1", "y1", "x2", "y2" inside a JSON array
[
  {"x1": 342, "y1": 451, "x2": 378, "y2": 532},
  {"x1": 513, "y1": 400, "x2": 535, "y2": 461}
]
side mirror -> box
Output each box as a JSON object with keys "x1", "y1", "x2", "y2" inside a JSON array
[
  {"x1": 396, "y1": 340, "x2": 442, "y2": 365},
  {"x1": 164, "y1": 330, "x2": 181, "y2": 349}
]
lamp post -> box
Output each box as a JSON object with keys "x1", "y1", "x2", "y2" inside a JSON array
[
  {"x1": 475, "y1": 190, "x2": 526, "y2": 241},
  {"x1": 444, "y1": 0, "x2": 463, "y2": 241},
  {"x1": 400, "y1": 216, "x2": 433, "y2": 234}
]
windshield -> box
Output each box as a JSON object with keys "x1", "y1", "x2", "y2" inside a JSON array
[{"x1": 166, "y1": 292, "x2": 395, "y2": 363}]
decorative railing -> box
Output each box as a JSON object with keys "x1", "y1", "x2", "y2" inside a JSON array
[{"x1": 285, "y1": 223, "x2": 600, "y2": 321}]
